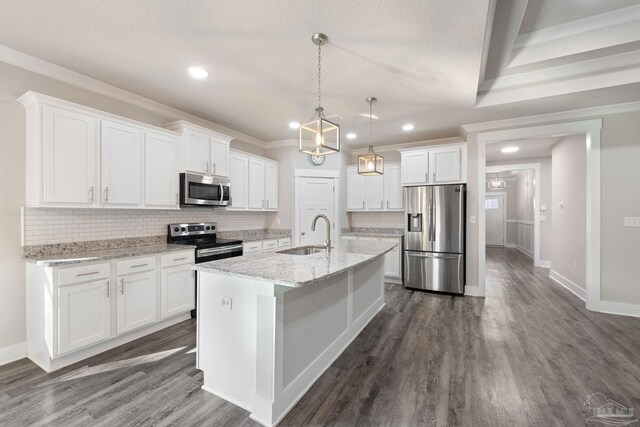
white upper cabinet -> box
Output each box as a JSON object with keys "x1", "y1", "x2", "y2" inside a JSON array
[
  {"x1": 19, "y1": 92, "x2": 182, "y2": 209},
  {"x1": 385, "y1": 163, "x2": 403, "y2": 210},
  {"x1": 144, "y1": 132, "x2": 180, "y2": 208},
  {"x1": 230, "y1": 150, "x2": 278, "y2": 212},
  {"x1": 400, "y1": 144, "x2": 466, "y2": 186},
  {"x1": 42, "y1": 105, "x2": 99, "y2": 206},
  {"x1": 346, "y1": 167, "x2": 366, "y2": 210},
  {"x1": 101, "y1": 121, "x2": 143, "y2": 206},
  {"x1": 264, "y1": 162, "x2": 278, "y2": 210},
  {"x1": 346, "y1": 162, "x2": 402, "y2": 212},
  {"x1": 184, "y1": 128, "x2": 210, "y2": 174},
  {"x1": 165, "y1": 121, "x2": 232, "y2": 178},
  {"x1": 229, "y1": 152, "x2": 249, "y2": 209}
]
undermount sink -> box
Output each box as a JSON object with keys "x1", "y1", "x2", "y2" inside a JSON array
[{"x1": 277, "y1": 245, "x2": 329, "y2": 256}]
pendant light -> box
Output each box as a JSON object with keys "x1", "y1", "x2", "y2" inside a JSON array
[
  {"x1": 358, "y1": 97, "x2": 383, "y2": 176},
  {"x1": 487, "y1": 174, "x2": 506, "y2": 189},
  {"x1": 299, "y1": 33, "x2": 340, "y2": 156}
]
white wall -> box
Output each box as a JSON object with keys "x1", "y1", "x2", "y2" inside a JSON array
[{"x1": 551, "y1": 135, "x2": 587, "y2": 290}]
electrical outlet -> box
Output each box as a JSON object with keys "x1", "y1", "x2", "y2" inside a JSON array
[
  {"x1": 540, "y1": 215, "x2": 548, "y2": 222},
  {"x1": 220, "y1": 296, "x2": 232, "y2": 311},
  {"x1": 276, "y1": 218, "x2": 281, "y2": 226},
  {"x1": 470, "y1": 216, "x2": 476, "y2": 224},
  {"x1": 624, "y1": 217, "x2": 640, "y2": 227}
]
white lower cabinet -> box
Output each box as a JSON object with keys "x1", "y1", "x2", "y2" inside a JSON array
[
  {"x1": 341, "y1": 235, "x2": 403, "y2": 282},
  {"x1": 27, "y1": 249, "x2": 195, "y2": 372},
  {"x1": 242, "y1": 237, "x2": 291, "y2": 255},
  {"x1": 117, "y1": 270, "x2": 157, "y2": 334},
  {"x1": 161, "y1": 265, "x2": 195, "y2": 318},
  {"x1": 58, "y1": 279, "x2": 111, "y2": 355}
]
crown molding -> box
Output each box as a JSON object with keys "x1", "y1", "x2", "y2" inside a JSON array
[
  {"x1": 351, "y1": 136, "x2": 464, "y2": 155},
  {"x1": 0, "y1": 44, "x2": 266, "y2": 147},
  {"x1": 265, "y1": 139, "x2": 354, "y2": 155},
  {"x1": 462, "y1": 100, "x2": 640, "y2": 135}
]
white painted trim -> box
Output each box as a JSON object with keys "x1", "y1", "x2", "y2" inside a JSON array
[
  {"x1": 0, "y1": 341, "x2": 27, "y2": 366},
  {"x1": 0, "y1": 44, "x2": 265, "y2": 146},
  {"x1": 352, "y1": 137, "x2": 464, "y2": 155},
  {"x1": 293, "y1": 169, "x2": 339, "y2": 178},
  {"x1": 505, "y1": 243, "x2": 517, "y2": 248},
  {"x1": 487, "y1": 162, "x2": 541, "y2": 267},
  {"x1": 539, "y1": 260, "x2": 551, "y2": 268},
  {"x1": 516, "y1": 245, "x2": 533, "y2": 259},
  {"x1": 598, "y1": 301, "x2": 640, "y2": 319},
  {"x1": 477, "y1": 0, "x2": 497, "y2": 85},
  {"x1": 464, "y1": 286, "x2": 484, "y2": 297},
  {"x1": 484, "y1": 191, "x2": 507, "y2": 247},
  {"x1": 549, "y1": 269, "x2": 586, "y2": 301},
  {"x1": 475, "y1": 119, "x2": 601, "y2": 312}
]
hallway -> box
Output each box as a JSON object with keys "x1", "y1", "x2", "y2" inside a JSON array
[{"x1": 1, "y1": 248, "x2": 639, "y2": 426}]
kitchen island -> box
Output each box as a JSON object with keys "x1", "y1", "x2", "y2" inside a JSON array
[{"x1": 194, "y1": 238, "x2": 397, "y2": 426}]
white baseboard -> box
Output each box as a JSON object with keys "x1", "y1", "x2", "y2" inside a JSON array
[
  {"x1": 538, "y1": 260, "x2": 551, "y2": 268},
  {"x1": 464, "y1": 286, "x2": 485, "y2": 297},
  {"x1": 0, "y1": 341, "x2": 27, "y2": 366},
  {"x1": 516, "y1": 245, "x2": 533, "y2": 259},
  {"x1": 598, "y1": 301, "x2": 640, "y2": 318},
  {"x1": 505, "y1": 243, "x2": 517, "y2": 248},
  {"x1": 549, "y1": 269, "x2": 586, "y2": 301}
]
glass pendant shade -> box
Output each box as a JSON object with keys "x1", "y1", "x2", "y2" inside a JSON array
[
  {"x1": 358, "y1": 145, "x2": 384, "y2": 176},
  {"x1": 487, "y1": 178, "x2": 506, "y2": 189},
  {"x1": 299, "y1": 108, "x2": 340, "y2": 155}
]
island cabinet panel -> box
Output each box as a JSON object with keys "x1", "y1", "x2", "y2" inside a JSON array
[{"x1": 352, "y1": 260, "x2": 385, "y2": 322}]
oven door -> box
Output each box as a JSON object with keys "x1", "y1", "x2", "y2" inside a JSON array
[
  {"x1": 180, "y1": 173, "x2": 231, "y2": 207},
  {"x1": 196, "y1": 244, "x2": 244, "y2": 263}
]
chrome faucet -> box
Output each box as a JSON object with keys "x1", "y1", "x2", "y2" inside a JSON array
[{"x1": 311, "y1": 214, "x2": 332, "y2": 250}]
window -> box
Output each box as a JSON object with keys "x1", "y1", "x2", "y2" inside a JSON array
[{"x1": 485, "y1": 198, "x2": 499, "y2": 210}]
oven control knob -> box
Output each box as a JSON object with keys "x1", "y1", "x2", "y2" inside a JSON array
[
  {"x1": 174, "y1": 227, "x2": 179, "y2": 232},
  {"x1": 181, "y1": 227, "x2": 186, "y2": 232},
  {"x1": 206, "y1": 226, "x2": 210, "y2": 230}
]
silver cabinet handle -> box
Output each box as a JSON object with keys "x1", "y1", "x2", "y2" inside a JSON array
[
  {"x1": 380, "y1": 200, "x2": 383, "y2": 209},
  {"x1": 387, "y1": 200, "x2": 389, "y2": 209},
  {"x1": 205, "y1": 161, "x2": 209, "y2": 174},
  {"x1": 105, "y1": 280, "x2": 110, "y2": 298},
  {"x1": 77, "y1": 271, "x2": 99, "y2": 277},
  {"x1": 173, "y1": 257, "x2": 188, "y2": 261},
  {"x1": 213, "y1": 163, "x2": 216, "y2": 174},
  {"x1": 103, "y1": 187, "x2": 109, "y2": 203},
  {"x1": 266, "y1": 199, "x2": 269, "y2": 208},
  {"x1": 89, "y1": 186, "x2": 94, "y2": 203},
  {"x1": 131, "y1": 263, "x2": 148, "y2": 268},
  {"x1": 432, "y1": 171, "x2": 436, "y2": 182},
  {"x1": 425, "y1": 172, "x2": 428, "y2": 183},
  {"x1": 120, "y1": 278, "x2": 125, "y2": 295},
  {"x1": 362, "y1": 200, "x2": 365, "y2": 209}
]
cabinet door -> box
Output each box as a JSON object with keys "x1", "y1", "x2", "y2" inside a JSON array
[
  {"x1": 429, "y1": 146, "x2": 461, "y2": 183},
  {"x1": 385, "y1": 163, "x2": 403, "y2": 210},
  {"x1": 248, "y1": 159, "x2": 265, "y2": 209},
  {"x1": 211, "y1": 138, "x2": 230, "y2": 177},
  {"x1": 365, "y1": 175, "x2": 384, "y2": 210},
  {"x1": 229, "y1": 153, "x2": 248, "y2": 209},
  {"x1": 184, "y1": 129, "x2": 209, "y2": 174},
  {"x1": 101, "y1": 121, "x2": 143, "y2": 206},
  {"x1": 117, "y1": 271, "x2": 157, "y2": 334},
  {"x1": 346, "y1": 167, "x2": 366, "y2": 210},
  {"x1": 384, "y1": 247, "x2": 401, "y2": 279},
  {"x1": 43, "y1": 105, "x2": 97, "y2": 205},
  {"x1": 160, "y1": 265, "x2": 194, "y2": 318},
  {"x1": 401, "y1": 150, "x2": 429, "y2": 186},
  {"x1": 58, "y1": 279, "x2": 111, "y2": 354},
  {"x1": 145, "y1": 132, "x2": 180, "y2": 208},
  {"x1": 264, "y1": 162, "x2": 278, "y2": 209}
]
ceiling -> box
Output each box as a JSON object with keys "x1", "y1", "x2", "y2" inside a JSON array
[
  {"x1": 485, "y1": 136, "x2": 558, "y2": 162},
  {"x1": 0, "y1": 0, "x2": 639, "y2": 147}
]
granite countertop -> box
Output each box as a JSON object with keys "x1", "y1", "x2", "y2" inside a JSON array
[
  {"x1": 341, "y1": 228, "x2": 404, "y2": 238},
  {"x1": 25, "y1": 244, "x2": 195, "y2": 267},
  {"x1": 194, "y1": 238, "x2": 397, "y2": 288},
  {"x1": 217, "y1": 229, "x2": 292, "y2": 242}
]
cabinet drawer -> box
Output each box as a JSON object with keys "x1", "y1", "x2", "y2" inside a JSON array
[
  {"x1": 262, "y1": 239, "x2": 278, "y2": 252},
  {"x1": 161, "y1": 251, "x2": 195, "y2": 268},
  {"x1": 58, "y1": 263, "x2": 110, "y2": 286},
  {"x1": 243, "y1": 242, "x2": 262, "y2": 254},
  {"x1": 278, "y1": 238, "x2": 291, "y2": 248},
  {"x1": 117, "y1": 256, "x2": 156, "y2": 275},
  {"x1": 341, "y1": 235, "x2": 357, "y2": 240}
]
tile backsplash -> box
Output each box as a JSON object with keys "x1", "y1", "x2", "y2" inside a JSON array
[
  {"x1": 349, "y1": 211, "x2": 404, "y2": 229},
  {"x1": 23, "y1": 207, "x2": 267, "y2": 246}
]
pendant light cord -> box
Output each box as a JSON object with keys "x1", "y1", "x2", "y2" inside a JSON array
[
  {"x1": 317, "y1": 42, "x2": 322, "y2": 112},
  {"x1": 369, "y1": 99, "x2": 373, "y2": 148}
]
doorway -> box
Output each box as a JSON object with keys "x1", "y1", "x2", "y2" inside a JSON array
[
  {"x1": 293, "y1": 170, "x2": 340, "y2": 247},
  {"x1": 485, "y1": 193, "x2": 506, "y2": 247}
]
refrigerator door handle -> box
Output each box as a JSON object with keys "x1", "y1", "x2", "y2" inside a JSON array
[{"x1": 407, "y1": 252, "x2": 459, "y2": 260}]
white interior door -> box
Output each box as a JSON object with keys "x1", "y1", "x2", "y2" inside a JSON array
[
  {"x1": 298, "y1": 177, "x2": 334, "y2": 246},
  {"x1": 485, "y1": 194, "x2": 505, "y2": 246}
]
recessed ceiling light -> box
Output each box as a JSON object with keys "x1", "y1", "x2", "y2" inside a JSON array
[
  {"x1": 188, "y1": 66, "x2": 208, "y2": 79},
  {"x1": 346, "y1": 133, "x2": 357, "y2": 140},
  {"x1": 289, "y1": 122, "x2": 300, "y2": 129},
  {"x1": 501, "y1": 146, "x2": 520, "y2": 153},
  {"x1": 402, "y1": 124, "x2": 414, "y2": 131}
]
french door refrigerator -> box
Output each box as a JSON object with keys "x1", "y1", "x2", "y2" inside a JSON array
[{"x1": 404, "y1": 184, "x2": 466, "y2": 294}]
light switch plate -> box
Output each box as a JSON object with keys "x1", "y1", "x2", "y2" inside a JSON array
[
  {"x1": 220, "y1": 296, "x2": 232, "y2": 310},
  {"x1": 624, "y1": 217, "x2": 640, "y2": 227},
  {"x1": 540, "y1": 205, "x2": 547, "y2": 211},
  {"x1": 540, "y1": 215, "x2": 548, "y2": 222},
  {"x1": 470, "y1": 216, "x2": 476, "y2": 224}
]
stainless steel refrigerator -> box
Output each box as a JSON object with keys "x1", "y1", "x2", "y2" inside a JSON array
[{"x1": 404, "y1": 184, "x2": 466, "y2": 294}]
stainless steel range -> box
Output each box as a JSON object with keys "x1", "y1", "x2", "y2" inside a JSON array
[{"x1": 167, "y1": 222, "x2": 243, "y2": 317}]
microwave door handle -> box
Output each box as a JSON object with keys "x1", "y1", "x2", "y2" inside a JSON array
[{"x1": 219, "y1": 183, "x2": 224, "y2": 203}]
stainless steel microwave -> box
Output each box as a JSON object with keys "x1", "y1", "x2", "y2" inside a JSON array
[{"x1": 180, "y1": 173, "x2": 231, "y2": 207}]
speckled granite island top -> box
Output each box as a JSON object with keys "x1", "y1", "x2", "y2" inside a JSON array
[
  {"x1": 25, "y1": 244, "x2": 195, "y2": 267},
  {"x1": 194, "y1": 238, "x2": 397, "y2": 287}
]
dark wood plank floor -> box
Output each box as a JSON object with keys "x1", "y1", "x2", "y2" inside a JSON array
[{"x1": 1, "y1": 248, "x2": 639, "y2": 426}]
